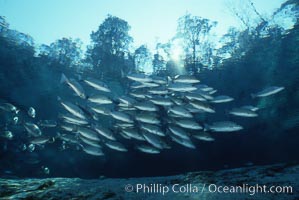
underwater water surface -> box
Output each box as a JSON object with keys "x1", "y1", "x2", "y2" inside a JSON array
[{"x1": 0, "y1": 1, "x2": 298, "y2": 182}]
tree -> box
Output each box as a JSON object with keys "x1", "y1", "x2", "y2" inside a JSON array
[
  {"x1": 176, "y1": 14, "x2": 217, "y2": 74},
  {"x1": 90, "y1": 15, "x2": 133, "y2": 78},
  {"x1": 0, "y1": 16, "x2": 9, "y2": 35},
  {"x1": 134, "y1": 45, "x2": 152, "y2": 72},
  {"x1": 39, "y1": 37, "x2": 83, "y2": 68},
  {"x1": 152, "y1": 53, "x2": 166, "y2": 75}
]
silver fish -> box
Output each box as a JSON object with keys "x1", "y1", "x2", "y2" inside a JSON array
[
  {"x1": 60, "y1": 123, "x2": 77, "y2": 132},
  {"x1": 127, "y1": 73, "x2": 152, "y2": 82},
  {"x1": 151, "y1": 76, "x2": 167, "y2": 84},
  {"x1": 88, "y1": 104, "x2": 110, "y2": 116},
  {"x1": 251, "y1": 86, "x2": 284, "y2": 98},
  {"x1": 184, "y1": 93, "x2": 207, "y2": 101},
  {"x1": 110, "y1": 111, "x2": 134, "y2": 123},
  {"x1": 148, "y1": 87, "x2": 168, "y2": 95},
  {"x1": 136, "y1": 144, "x2": 160, "y2": 154},
  {"x1": 134, "y1": 102, "x2": 158, "y2": 112},
  {"x1": 173, "y1": 75, "x2": 200, "y2": 84},
  {"x1": 149, "y1": 98, "x2": 173, "y2": 106},
  {"x1": 135, "y1": 113, "x2": 160, "y2": 124},
  {"x1": 140, "y1": 82, "x2": 160, "y2": 88},
  {"x1": 59, "y1": 113, "x2": 89, "y2": 125},
  {"x1": 80, "y1": 135, "x2": 102, "y2": 148},
  {"x1": 121, "y1": 128, "x2": 145, "y2": 141},
  {"x1": 61, "y1": 73, "x2": 86, "y2": 99},
  {"x1": 168, "y1": 125, "x2": 190, "y2": 140},
  {"x1": 168, "y1": 83, "x2": 197, "y2": 92},
  {"x1": 241, "y1": 105, "x2": 259, "y2": 112},
  {"x1": 211, "y1": 95, "x2": 234, "y2": 103},
  {"x1": 195, "y1": 84, "x2": 214, "y2": 92},
  {"x1": 118, "y1": 96, "x2": 137, "y2": 106},
  {"x1": 1, "y1": 130, "x2": 13, "y2": 140},
  {"x1": 170, "y1": 134, "x2": 196, "y2": 149},
  {"x1": 142, "y1": 132, "x2": 169, "y2": 149},
  {"x1": 88, "y1": 94, "x2": 113, "y2": 104},
  {"x1": 28, "y1": 107, "x2": 36, "y2": 118},
  {"x1": 196, "y1": 90, "x2": 214, "y2": 100},
  {"x1": 105, "y1": 141, "x2": 128, "y2": 152},
  {"x1": 229, "y1": 108, "x2": 258, "y2": 117},
  {"x1": 30, "y1": 136, "x2": 51, "y2": 145},
  {"x1": 0, "y1": 102, "x2": 19, "y2": 114},
  {"x1": 60, "y1": 101, "x2": 86, "y2": 119},
  {"x1": 129, "y1": 91, "x2": 147, "y2": 99},
  {"x1": 189, "y1": 101, "x2": 215, "y2": 113},
  {"x1": 77, "y1": 127, "x2": 101, "y2": 141},
  {"x1": 208, "y1": 121, "x2": 243, "y2": 132},
  {"x1": 24, "y1": 123, "x2": 42, "y2": 137},
  {"x1": 174, "y1": 119, "x2": 203, "y2": 130},
  {"x1": 58, "y1": 133, "x2": 79, "y2": 144},
  {"x1": 82, "y1": 145, "x2": 104, "y2": 156},
  {"x1": 140, "y1": 124, "x2": 165, "y2": 136},
  {"x1": 114, "y1": 123, "x2": 135, "y2": 129},
  {"x1": 83, "y1": 77, "x2": 111, "y2": 93},
  {"x1": 192, "y1": 132, "x2": 215, "y2": 141},
  {"x1": 168, "y1": 106, "x2": 193, "y2": 118},
  {"x1": 93, "y1": 125, "x2": 116, "y2": 141}
]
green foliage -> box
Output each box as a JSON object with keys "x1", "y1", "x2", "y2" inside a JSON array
[
  {"x1": 39, "y1": 38, "x2": 83, "y2": 68},
  {"x1": 134, "y1": 45, "x2": 152, "y2": 72},
  {"x1": 176, "y1": 14, "x2": 217, "y2": 73},
  {"x1": 152, "y1": 53, "x2": 166, "y2": 75},
  {"x1": 89, "y1": 15, "x2": 133, "y2": 78}
]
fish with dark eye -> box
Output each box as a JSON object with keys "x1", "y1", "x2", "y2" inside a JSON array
[
  {"x1": 27, "y1": 107, "x2": 36, "y2": 118},
  {"x1": 1, "y1": 130, "x2": 13, "y2": 140},
  {"x1": 24, "y1": 123, "x2": 42, "y2": 137},
  {"x1": 0, "y1": 102, "x2": 19, "y2": 114}
]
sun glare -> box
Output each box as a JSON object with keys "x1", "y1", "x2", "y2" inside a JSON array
[{"x1": 170, "y1": 42, "x2": 184, "y2": 62}]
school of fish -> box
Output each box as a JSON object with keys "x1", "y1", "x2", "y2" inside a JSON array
[{"x1": 0, "y1": 73, "x2": 285, "y2": 157}]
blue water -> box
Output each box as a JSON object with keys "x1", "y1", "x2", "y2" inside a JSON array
[{"x1": 0, "y1": 2, "x2": 299, "y2": 179}]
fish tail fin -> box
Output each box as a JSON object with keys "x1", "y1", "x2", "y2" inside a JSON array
[
  {"x1": 106, "y1": 110, "x2": 112, "y2": 116},
  {"x1": 167, "y1": 76, "x2": 172, "y2": 84},
  {"x1": 60, "y1": 73, "x2": 69, "y2": 84},
  {"x1": 203, "y1": 124, "x2": 210, "y2": 132},
  {"x1": 56, "y1": 132, "x2": 62, "y2": 140},
  {"x1": 49, "y1": 137, "x2": 56, "y2": 143},
  {"x1": 111, "y1": 96, "x2": 119, "y2": 104},
  {"x1": 77, "y1": 74, "x2": 83, "y2": 82},
  {"x1": 57, "y1": 96, "x2": 62, "y2": 102},
  {"x1": 251, "y1": 93, "x2": 256, "y2": 99}
]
